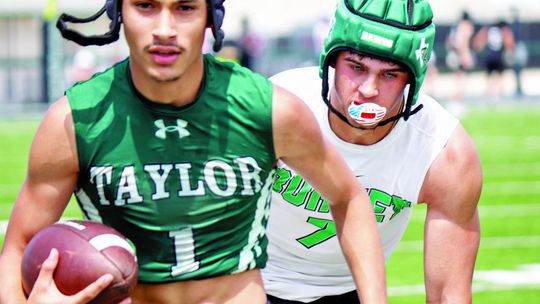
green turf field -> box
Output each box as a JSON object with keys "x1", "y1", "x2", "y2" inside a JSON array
[
  {"x1": 386, "y1": 105, "x2": 540, "y2": 302},
  {"x1": 1, "y1": 105, "x2": 539, "y2": 302}
]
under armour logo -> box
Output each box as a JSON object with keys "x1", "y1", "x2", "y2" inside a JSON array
[
  {"x1": 415, "y1": 37, "x2": 429, "y2": 68},
  {"x1": 154, "y1": 119, "x2": 190, "y2": 139}
]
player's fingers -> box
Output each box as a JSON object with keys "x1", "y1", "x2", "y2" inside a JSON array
[
  {"x1": 69, "y1": 274, "x2": 113, "y2": 304},
  {"x1": 27, "y1": 249, "x2": 61, "y2": 303},
  {"x1": 34, "y1": 248, "x2": 59, "y2": 286}
]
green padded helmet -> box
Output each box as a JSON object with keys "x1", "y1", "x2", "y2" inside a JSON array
[{"x1": 320, "y1": 0, "x2": 436, "y2": 123}]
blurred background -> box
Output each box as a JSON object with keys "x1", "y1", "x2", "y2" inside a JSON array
[
  {"x1": 0, "y1": 0, "x2": 539, "y2": 303},
  {"x1": 1, "y1": 0, "x2": 540, "y2": 108}
]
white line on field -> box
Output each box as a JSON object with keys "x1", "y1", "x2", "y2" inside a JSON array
[
  {"x1": 411, "y1": 203, "x2": 540, "y2": 222},
  {"x1": 484, "y1": 162, "x2": 540, "y2": 177},
  {"x1": 395, "y1": 235, "x2": 540, "y2": 252},
  {"x1": 474, "y1": 135, "x2": 540, "y2": 145},
  {"x1": 482, "y1": 181, "x2": 540, "y2": 194},
  {"x1": 389, "y1": 264, "x2": 540, "y2": 297},
  {"x1": 0, "y1": 220, "x2": 7, "y2": 236},
  {"x1": 389, "y1": 281, "x2": 540, "y2": 297}
]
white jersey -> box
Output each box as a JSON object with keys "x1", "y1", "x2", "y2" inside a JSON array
[{"x1": 263, "y1": 67, "x2": 458, "y2": 302}]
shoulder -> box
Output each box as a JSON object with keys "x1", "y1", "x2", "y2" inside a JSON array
[
  {"x1": 419, "y1": 122, "x2": 482, "y2": 208},
  {"x1": 44, "y1": 96, "x2": 72, "y2": 123},
  {"x1": 407, "y1": 93, "x2": 459, "y2": 140},
  {"x1": 270, "y1": 66, "x2": 323, "y2": 112},
  {"x1": 442, "y1": 124, "x2": 480, "y2": 171},
  {"x1": 413, "y1": 94, "x2": 481, "y2": 207},
  {"x1": 29, "y1": 96, "x2": 77, "y2": 168},
  {"x1": 39, "y1": 96, "x2": 74, "y2": 140},
  {"x1": 270, "y1": 66, "x2": 320, "y2": 85},
  {"x1": 270, "y1": 66, "x2": 321, "y2": 97},
  {"x1": 206, "y1": 53, "x2": 265, "y2": 81},
  {"x1": 272, "y1": 84, "x2": 323, "y2": 159},
  {"x1": 414, "y1": 93, "x2": 457, "y2": 122},
  {"x1": 67, "y1": 58, "x2": 128, "y2": 106},
  {"x1": 205, "y1": 54, "x2": 272, "y2": 95},
  {"x1": 416, "y1": 93, "x2": 454, "y2": 118},
  {"x1": 70, "y1": 58, "x2": 127, "y2": 88},
  {"x1": 271, "y1": 84, "x2": 306, "y2": 116}
]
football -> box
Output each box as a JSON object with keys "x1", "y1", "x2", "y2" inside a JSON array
[{"x1": 21, "y1": 220, "x2": 138, "y2": 303}]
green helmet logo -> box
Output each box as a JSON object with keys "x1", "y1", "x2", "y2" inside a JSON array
[{"x1": 320, "y1": 0, "x2": 436, "y2": 122}]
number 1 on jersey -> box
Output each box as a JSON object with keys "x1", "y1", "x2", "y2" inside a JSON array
[{"x1": 169, "y1": 228, "x2": 200, "y2": 276}]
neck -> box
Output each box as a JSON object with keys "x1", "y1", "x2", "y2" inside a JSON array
[{"x1": 129, "y1": 54, "x2": 205, "y2": 107}]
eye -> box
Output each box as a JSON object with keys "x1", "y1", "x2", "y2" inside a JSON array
[
  {"x1": 135, "y1": 2, "x2": 154, "y2": 10},
  {"x1": 383, "y1": 72, "x2": 398, "y2": 79},
  {"x1": 177, "y1": 5, "x2": 195, "y2": 12},
  {"x1": 351, "y1": 64, "x2": 365, "y2": 72}
]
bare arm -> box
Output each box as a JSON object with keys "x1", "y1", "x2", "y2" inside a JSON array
[
  {"x1": 419, "y1": 124, "x2": 482, "y2": 304},
  {"x1": 0, "y1": 97, "x2": 110, "y2": 303},
  {"x1": 502, "y1": 26, "x2": 516, "y2": 53},
  {"x1": 272, "y1": 85, "x2": 387, "y2": 303},
  {"x1": 455, "y1": 21, "x2": 474, "y2": 69},
  {"x1": 472, "y1": 27, "x2": 488, "y2": 52}
]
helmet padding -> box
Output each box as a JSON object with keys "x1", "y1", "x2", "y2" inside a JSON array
[
  {"x1": 57, "y1": 0, "x2": 226, "y2": 51},
  {"x1": 320, "y1": 0, "x2": 436, "y2": 122}
]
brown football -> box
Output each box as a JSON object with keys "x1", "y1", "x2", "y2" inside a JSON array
[{"x1": 21, "y1": 220, "x2": 138, "y2": 303}]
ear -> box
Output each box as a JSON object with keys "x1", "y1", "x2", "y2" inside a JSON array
[
  {"x1": 207, "y1": 0, "x2": 226, "y2": 52},
  {"x1": 329, "y1": 54, "x2": 338, "y2": 69}
]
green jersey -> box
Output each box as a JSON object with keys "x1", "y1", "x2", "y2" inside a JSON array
[{"x1": 67, "y1": 54, "x2": 275, "y2": 283}]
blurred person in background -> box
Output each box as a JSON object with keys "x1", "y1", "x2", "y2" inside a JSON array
[
  {"x1": 237, "y1": 16, "x2": 264, "y2": 70},
  {"x1": 214, "y1": 40, "x2": 243, "y2": 64},
  {"x1": 263, "y1": 0, "x2": 482, "y2": 303},
  {"x1": 473, "y1": 19, "x2": 516, "y2": 101},
  {"x1": 0, "y1": 0, "x2": 388, "y2": 303},
  {"x1": 422, "y1": 50, "x2": 439, "y2": 98},
  {"x1": 312, "y1": 14, "x2": 332, "y2": 63},
  {"x1": 445, "y1": 10, "x2": 475, "y2": 116},
  {"x1": 66, "y1": 49, "x2": 99, "y2": 86},
  {"x1": 509, "y1": 7, "x2": 529, "y2": 98}
]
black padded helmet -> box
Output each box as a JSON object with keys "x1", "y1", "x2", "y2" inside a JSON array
[{"x1": 56, "y1": 0, "x2": 226, "y2": 52}]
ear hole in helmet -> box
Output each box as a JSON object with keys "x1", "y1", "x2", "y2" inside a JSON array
[
  {"x1": 105, "y1": 0, "x2": 121, "y2": 21},
  {"x1": 207, "y1": 0, "x2": 226, "y2": 52}
]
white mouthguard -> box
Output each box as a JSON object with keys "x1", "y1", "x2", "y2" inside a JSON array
[{"x1": 347, "y1": 101, "x2": 387, "y2": 127}]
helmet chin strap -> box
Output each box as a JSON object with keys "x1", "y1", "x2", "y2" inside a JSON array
[{"x1": 378, "y1": 103, "x2": 423, "y2": 126}]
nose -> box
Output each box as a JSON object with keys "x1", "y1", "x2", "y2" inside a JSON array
[
  {"x1": 152, "y1": 10, "x2": 177, "y2": 42},
  {"x1": 357, "y1": 75, "x2": 379, "y2": 99}
]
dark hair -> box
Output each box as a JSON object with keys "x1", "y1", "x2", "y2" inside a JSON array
[{"x1": 497, "y1": 20, "x2": 509, "y2": 27}]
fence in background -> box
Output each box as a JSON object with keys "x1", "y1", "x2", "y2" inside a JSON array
[{"x1": 2, "y1": 14, "x2": 540, "y2": 105}]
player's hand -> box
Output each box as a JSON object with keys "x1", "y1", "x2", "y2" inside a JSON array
[{"x1": 27, "y1": 248, "x2": 114, "y2": 304}]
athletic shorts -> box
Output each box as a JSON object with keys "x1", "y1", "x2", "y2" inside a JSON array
[{"x1": 267, "y1": 290, "x2": 360, "y2": 304}]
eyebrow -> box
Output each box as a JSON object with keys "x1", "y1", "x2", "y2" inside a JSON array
[
  {"x1": 344, "y1": 56, "x2": 407, "y2": 73},
  {"x1": 162, "y1": 0, "x2": 200, "y2": 5}
]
